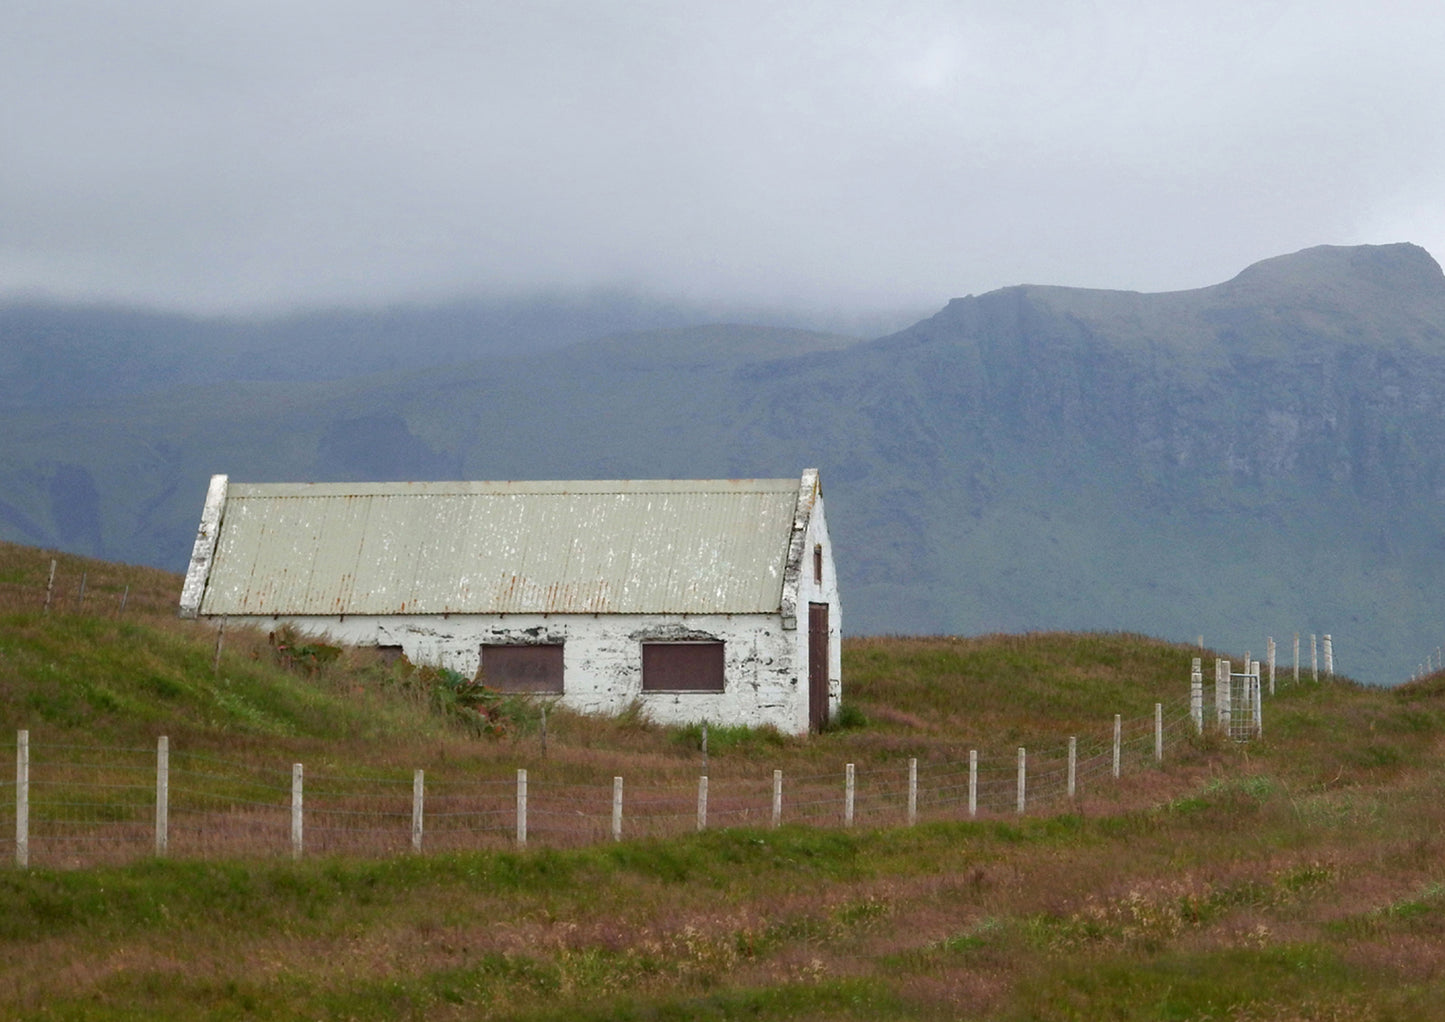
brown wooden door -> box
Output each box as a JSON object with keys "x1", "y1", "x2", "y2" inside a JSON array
[{"x1": 808, "y1": 602, "x2": 829, "y2": 732}]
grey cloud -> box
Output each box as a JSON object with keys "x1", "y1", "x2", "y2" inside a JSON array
[{"x1": 3, "y1": 1, "x2": 1444, "y2": 313}]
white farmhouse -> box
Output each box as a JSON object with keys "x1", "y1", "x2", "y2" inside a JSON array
[{"x1": 179, "y1": 471, "x2": 841, "y2": 734}]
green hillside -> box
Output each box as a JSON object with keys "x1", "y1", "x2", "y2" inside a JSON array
[{"x1": 2, "y1": 542, "x2": 1444, "y2": 1019}]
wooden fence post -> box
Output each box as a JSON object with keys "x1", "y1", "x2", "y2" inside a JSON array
[
  {"x1": 1311, "y1": 634, "x2": 1318, "y2": 682},
  {"x1": 411, "y1": 769, "x2": 424, "y2": 853},
  {"x1": 291, "y1": 763, "x2": 304, "y2": 860},
  {"x1": 771, "y1": 769, "x2": 782, "y2": 829},
  {"x1": 155, "y1": 736, "x2": 169, "y2": 858},
  {"x1": 516, "y1": 769, "x2": 527, "y2": 847},
  {"x1": 612, "y1": 777, "x2": 623, "y2": 842},
  {"x1": 1216, "y1": 659, "x2": 1232, "y2": 731},
  {"x1": 44, "y1": 560, "x2": 55, "y2": 614},
  {"x1": 907, "y1": 758, "x2": 917, "y2": 826},
  {"x1": 697, "y1": 776, "x2": 708, "y2": 831},
  {"x1": 16, "y1": 730, "x2": 28, "y2": 869},
  {"x1": 1323, "y1": 634, "x2": 1334, "y2": 677},
  {"x1": 1267, "y1": 637, "x2": 1276, "y2": 695},
  {"x1": 1191, "y1": 658, "x2": 1203, "y2": 734},
  {"x1": 844, "y1": 763, "x2": 855, "y2": 827},
  {"x1": 1067, "y1": 737, "x2": 1077, "y2": 800},
  {"x1": 1016, "y1": 748, "x2": 1026, "y2": 814},
  {"x1": 1154, "y1": 703, "x2": 1163, "y2": 763},
  {"x1": 1293, "y1": 633, "x2": 1300, "y2": 684},
  {"x1": 1112, "y1": 715, "x2": 1122, "y2": 779},
  {"x1": 968, "y1": 750, "x2": 977, "y2": 818},
  {"x1": 213, "y1": 618, "x2": 226, "y2": 676}
]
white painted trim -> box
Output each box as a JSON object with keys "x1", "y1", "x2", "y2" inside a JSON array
[
  {"x1": 179, "y1": 474, "x2": 228, "y2": 619},
  {"x1": 779, "y1": 469, "x2": 819, "y2": 631}
]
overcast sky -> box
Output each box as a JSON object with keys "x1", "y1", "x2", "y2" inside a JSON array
[{"x1": 4, "y1": 1, "x2": 1443, "y2": 316}]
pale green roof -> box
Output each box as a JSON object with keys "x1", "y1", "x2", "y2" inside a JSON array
[{"x1": 187, "y1": 476, "x2": 815, "y2": 617}]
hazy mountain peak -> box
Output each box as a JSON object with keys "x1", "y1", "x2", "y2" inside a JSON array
[
  {"x1": 906, "y1": 242, "x2": 1445, "y2": 358},
  {"x1": 1223, "y1": 242, "x2": 1445, "y2": 303}
]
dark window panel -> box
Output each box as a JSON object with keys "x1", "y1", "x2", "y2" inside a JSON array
[
  {"x1": 482, "y1": 644, "x2": 565, "y2": 693},
  {"x1": 641, "y1": 642, "x2": 725, "y2": 692}
]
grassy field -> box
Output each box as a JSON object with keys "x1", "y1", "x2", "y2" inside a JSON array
[{"x1": 2, "y1": 540, "x2": 1443, "y2": 1019}]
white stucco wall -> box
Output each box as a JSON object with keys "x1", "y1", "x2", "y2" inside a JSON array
[{"x1": 221, "y1": 610, "x2": 817, "y2": 733}]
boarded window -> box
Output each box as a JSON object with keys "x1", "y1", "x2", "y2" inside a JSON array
[
  {"x1": 814, "y1": 543, "x2": 823, "y2": 585},
  {"x1": 641, "y1": 642, "x2": 725, "y2": 692},
  {"x1": 481, "y1": 644, "x2": 565, "y2": 693}
]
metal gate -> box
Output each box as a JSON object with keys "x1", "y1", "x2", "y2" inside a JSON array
[{"x1": 1212, "y1": 658, "x2": 1263, "y2": 742}]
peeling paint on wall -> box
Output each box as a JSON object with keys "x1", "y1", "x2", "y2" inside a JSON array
[{"x1": 229, "y1": 611, "x2": 817, "y2": 733}]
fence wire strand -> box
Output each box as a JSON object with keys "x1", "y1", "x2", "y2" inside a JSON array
[{"x1": 8, "y1": 689, "x2": 1232, "y2": 867}]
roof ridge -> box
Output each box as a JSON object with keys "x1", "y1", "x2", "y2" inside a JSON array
[{"x1": 228, "y1": 478, "x2": 802, "y2": 497}]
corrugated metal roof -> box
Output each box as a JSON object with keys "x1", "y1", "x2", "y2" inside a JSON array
[{"x1": 197, "y1": 478, "x2": 804, "y2": 617}]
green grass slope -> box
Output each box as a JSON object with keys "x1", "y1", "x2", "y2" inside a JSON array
[
  {"x1": 2, "y1": 542, "x2": 1444, "y2": 1019},
  {"x1": 0, "y1": 543, "x2": 454, "y2": 754}
]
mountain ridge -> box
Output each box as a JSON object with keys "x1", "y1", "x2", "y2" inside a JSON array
[{"x1": 4, "y1": 242, "x2": 1444, "y2": 683}]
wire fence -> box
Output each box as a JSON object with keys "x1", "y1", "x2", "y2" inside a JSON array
[
  {"x1": 0, "y1": 562, "x2": 179, "y2": 619},
  {"x1": 1, "y1": 571, "x2": 1304, "y2": 867},
  {"x1": 5, "y1": 691, "x2": 1226, "y2": 869}
]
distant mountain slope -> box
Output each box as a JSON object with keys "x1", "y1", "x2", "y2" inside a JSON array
[
  {"x1": 4, "y1": 244, "x2": 1444, "y2": 683},
  {"x1": 0, "y1": 292, "x2": 888, "y2": 406}
]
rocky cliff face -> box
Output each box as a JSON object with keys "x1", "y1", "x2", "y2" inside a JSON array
[
  {"x1": 889, "y1": 243, "x2": 1445, "y2": 497},
  {"x1": 797, "y1": 244, "x2": 1445, "y2": 680}
]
